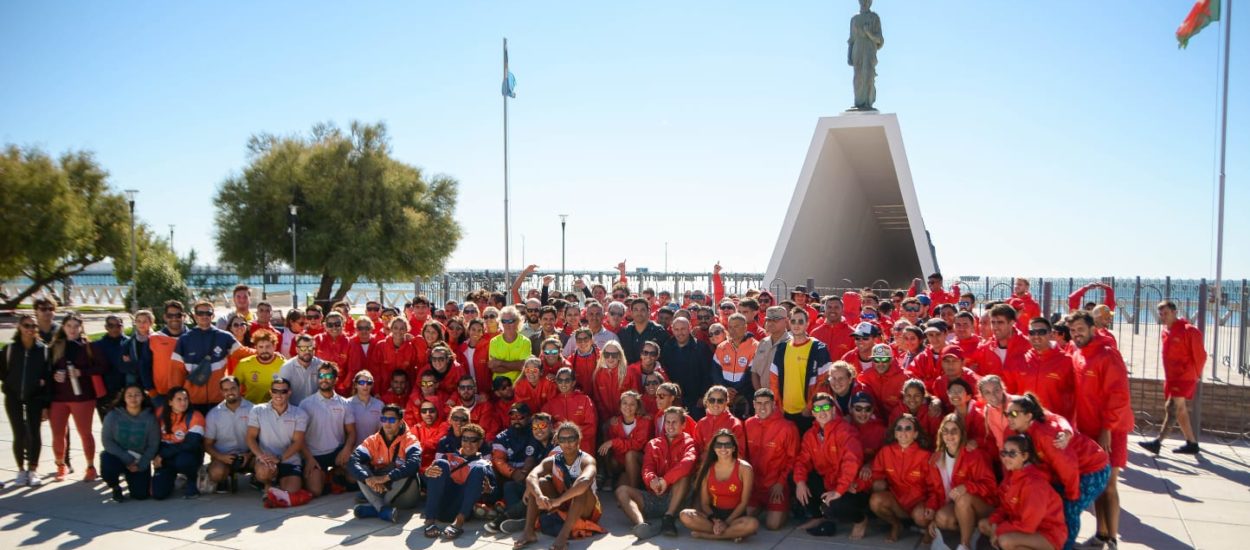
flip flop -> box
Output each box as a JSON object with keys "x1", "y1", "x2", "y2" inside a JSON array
[
  {"x1": 512, "y1": 538, "x2": 538, "y2": 550},
  {"x1": 441, "y1": 525, "x2": 464, "y2": 540},
  {"x1": 423, "y1": 524, "x2": 441, "y2": 538}
]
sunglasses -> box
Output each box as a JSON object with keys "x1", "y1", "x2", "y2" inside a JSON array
[
  {"x1": 461, "y1": 436, "x2": 482, "y2": 444},
  {"x1": 811, "y1": 403, "x2": 833, "y2": 413},
  {"x1": 165, "y1": 312, "x2": 184, "y2": 318},
  {"x1": 556, "y1": 435, "x2": 579, "y2": 443},
  {"x1": 230, "y1": 322, "x2": 247, "y2": 328},
  {"x1": 356, "y1": 379, "x2": 373, "y2": 386},
  {"x1": 765, "y1": 316, "x2": 785, "y2": 322},
  {"x1": 713, "y1": 441, "x2": 735, "y2": 449},
  {"x1": 420, "y1": 408, "x2": 437, "y2": 414},
  {"x1": 318, "y1": 373, "x2": 336, "y2": 380},
  {"x1": 709, "y1": 330, "x2": 725, "y2": 337},
  {"x1": 484, "y1": 314, "x2": 498, "y2": 319},
  {"x1": 19, "y1": 323, "x2": 37, "y2": 329},
  {"x1": 1006, "y1": 409, "x2": 1023, "y2": 418},
  {"x1": 719, "y1": 305, "x2": 735, "y2": 311},
  {"x1": 575, "y1": 336, "x2": 591, "y2": 342},
  {"x1": 603, "y1": 352, "x2": 622, "y2": 358},
  {"x1": 500, "y1": 318, "x2": 517, "y2": 325},
  {"x1": 999, "y1": 449, "x2": 1021, "y2": 458},
  {"x1": 641, "y1": 350, "x2": 659, "y2": 357},
  {"x1": 450, "y1": 416, "x2": 469, "y2": 423},
  {"x1": 531, "y1": 421, "x2": 549, "y2": 430},
  {"x1": 556, "y1": 377, "x2": 575, "y2": 384},
  {"x1": 903, "y1": 307, "x2": 921, "y2": 313},
  {"x1": 356, "y1": 324, "x2": 372, "y2": 330},
  {"x1": 194, "y1": 310, "x2": 214, "y2": 317},
  {"x1": 326, "y1": 322, "x2": 343, "y2": 328},
  {"x1": 432, "y1": 356, "x2": 449, "y2": 362},
  {"x1": 380, "y1": 416, "x2": 400, "y2": 424},
  {"x1": 366, "y1": 306, "x2": 381, "y2": 312},
  {"x1": 296, "y1": 345, "x2": 315, "y2": 352},
  {"x1": 941, "y1": 427, "x2": 961, "y2": 435},
  {"x1": 542, "y1": 348, "x2": 561, "y2": 355},
  {"x1": 1027, "y1": 329, "x2": 1049, "y2": 336},
  {"x1": 612, "y1": 294, "x2": 627, "y2": 300},
  {"x1": 872, "y1": 357, "x2": 892, "y2": 363},
  {"x1": 458, "y1": 385, "x2": 477, "y2": 391},
  {"x1": 271, "y1": 388, "x2": 290, "y2": 395},
  {"x1": 705, "y1": 396, "x2": 727, "y2": 405},
  {"x1": 957, "y1": 301, "x2": 971, "y2": 308},
  {"x1": 894, "y1": 424, "x2": 916, "y2": 432},
  {"x1": 306, "y1": 314, "x2": 322, "y2": 320}
]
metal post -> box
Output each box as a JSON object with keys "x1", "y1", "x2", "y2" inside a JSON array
[
  {"x1": 125, "y1": 190, "x2": 137, "y2": 311},
  {"x1": 1202, "y1": 0, "x2": 1233, "y2": 436},
  {"x1": 1195, "y1": 279, "x2": 1208, "y2": 433},
  {"x1": 1133, "y1": 276, "x2": 1141, "y2": 335},
  {"x1": 560, "y1": 214, "x2": 568, "y2": 277},
  {"x1": 1042, "y1": 281, "x2": 1053, "y2": 319},
  {"x1": 289, "y1": 204, "x2": 299, "y2": 309},
  {"x1": 502, "y1": 38, "x2": 512, "y2": 285},
  {"x1": 169, "y1": 224, "x2": 175, "y2": 249}
]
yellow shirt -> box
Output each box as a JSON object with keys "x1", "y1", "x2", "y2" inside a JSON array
[
  {"x1": 488, "y1": 333, "x2": 532, "y2": 382},
  {"x1": 782, "y1": 340, "x2": 811, "y2": 414},
  {"x1": 233, "y1": 355, "x2": 283, "y2": 404}
]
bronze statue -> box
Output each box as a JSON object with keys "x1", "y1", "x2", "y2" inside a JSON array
[{"x1": 847, "y1": 0, "x2": 884, "y2": 111}]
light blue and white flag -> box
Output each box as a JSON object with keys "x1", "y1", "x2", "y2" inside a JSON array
[{"x1": 502, "y1": 40, "x2": 516, "y2": 98}]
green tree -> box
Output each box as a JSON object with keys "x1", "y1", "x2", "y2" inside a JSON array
[
  {"x1": 0, "y1": 145, "x2": 130, "y2": 309},
  {"x1": 214, "y1": 121, "x2": 461, "y2": 304},
  {"x1": 127, "y1": 249, "x2": 191, "y2": 312}
]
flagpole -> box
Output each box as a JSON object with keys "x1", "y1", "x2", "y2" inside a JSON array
[
  {"x1": 1199, "y1": 0, "x2": 1231, "y2": 434},
  {"x1": 503, "y1": 37, "x2": 512, "y2": 286}
]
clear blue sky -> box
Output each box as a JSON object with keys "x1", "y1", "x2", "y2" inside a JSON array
[{"x1": 2, "y1": 1, "x2": 1245, "y2": 279}]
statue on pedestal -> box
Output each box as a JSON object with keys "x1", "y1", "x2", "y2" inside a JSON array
[{"x1": 847, "y1": 0, "x2": 884, "y2": 111}]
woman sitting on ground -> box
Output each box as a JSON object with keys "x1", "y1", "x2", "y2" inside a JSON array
[
  {"x1": 979, "y1": 434, "x2": 1067, "y2": 550},
  {"x1": 678, "y1": 429, "x2": 760, "y2": 541},
  {"x1": 927, "y1": 413, "x2": 997, "y2": 550},
  {"x1": 99, "y1": 383, "x2": 159, "y2": 501},
  {"x1": 870, "y1": 413, "x2": 942, "y2": 542},
  {"x1": 153, "y1": 386, "x2": 206, "y2": 500},
  {"x1": 597, "y1": 390, "x2": 652, "y2": 489}
]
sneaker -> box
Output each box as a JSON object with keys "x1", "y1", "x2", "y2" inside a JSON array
[
  {"x1": 483, "y1": 519, "x2": 502, "y2": 534},
  {"x1": 111, "y1": 485, "x2": 126, "y2": 502},
  {"x1": 83, "y1": 466, "x2": 98, "y2": 482},
  {"x1": 27, "y1": 472, "x2": 42, "y2": 487},
  {"x1": 499, "y1": 518, "x2": 527, "y2": 535},
  {"x1": 805, "y1": 521, "x2": 837, "y2": 537},
  {"x1": 1174, "y1": 442, "x2": 1201, "y2": 454},
  {"x1": 660, "y1": 514, "x2": 678, "y2": 537},
  {"x1": 15, "y1": 470, "x2": 29, "y2": 486},
  {"x1": 353, "y1": 504, "x2": 378, "y2": 519},
  {"x1": 1079, "y1": 534, "x2": 1108, "y2": 549},
  {"x1": 633, "y1": 521, "x2": 662, "y2": 540},
  {"x1": 55, "y1": 464, "x2": 68, "y2": 482},
  {"x1": 1106, "y1": 537, "x2": 1118, "y2": 549},
  {"x1": 956, "y1": 545, "x2": 971, "y2": 550},
  {"x1": 1139, "y1": 439, "x2": 1162, "y2": 454},
  {"x1": 378, "y1": 506, "x2": 398, "y2": 524}
]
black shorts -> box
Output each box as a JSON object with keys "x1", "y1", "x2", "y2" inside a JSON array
[
  {"x1": 276, "y1": 463, "x2": 304, "y2": 479},
  {"x1": 710, "y1": 508, "x2": 733, "y2": 521},
  {"x1": 309, "y1": 444, "x2": 345, "y2": 471}
]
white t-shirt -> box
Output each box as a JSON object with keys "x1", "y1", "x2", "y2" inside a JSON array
[
  {"x1": 205, "y1": 399, "x2": 254, "y2": 455},
  {"x1": 247, "y1": 402, "x2": 308, "y2": 465},
  {"x1": 299, "y1": 392, "x2": 355, "y2": 456}
]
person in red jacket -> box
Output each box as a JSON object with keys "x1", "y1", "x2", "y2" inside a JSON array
[
  {"x1": 445, "y1": 375, "x2": 501, "y2": 444},
  {"x1": 979, "y1": 434, "x2": 1067, "y2": 550},
  {"x1": 858, "y1": 343, "x2": 908, "y2": 413},
  {"x1": 952, "y1": 312, "x2": 982, "y2": 359},
  {"x1": 793, "y1": 393, "x2": 865, "y2": 538},
  {"x1": 597, "y1": 390, "x2": 652, "y2": 489},
  {"x1": 842, "y1": 322, "x2": 881, "y2": 376},
  {"x1": 460, "y1": 320, "x2": 493, "y2": 395},
  {"x1": 367, "y1": 318, "x2": 418, "y2": 389},
  {"x1": 316, "y1": 312, "x2": 353, "y2": 395},
  {"x1": 410, "y1": 399, "x2": 447, "y2": 470},
  {"x1": 564, "y1": 328, "x2": 600, "y2": 393},
  {"x1": 743, "y1": 388, "x2": 799, "y2": 531},
  {"x1": 1007, "y1": 393, "x2": 1109, "y2": 550},
  {"x1": 1007, "y1": 278, "x2": 1042, "y2": 333},
  {"x1": 1016, "y1": 317, "x2": 1077, "y2": 421},
  {"x1": 591, "y1": 341, "x2": 641, "y2": 421},
  {"x1": 932, "y1": 346, "x2": 981, "y2": 409},
  {"x1": 889, "y1": 379, "x2": 942, "y2": 446},
  {"x1": 695, "y1": 385, "x2": 746, "y2": 454},
  {"x1": 811, "y1": 296, "x2": 855, "y2": 361},
  {"x1": 870, "y1": 413, "x2": 941, "y2": 543},
  {"x1": 971, "y1": 303, "x2": 1028, "y2": 379},
  {"x1": 618, "y1": 406, "x2": 699, "y2": 540},
  {"x1": 898, "y1": 326, "x2": 938, "y2": 385},
  {"x1": 1142, "y1": 300, "x2": 1207, "y2": 455},
  {"x1": 652, "y1": 383, "x2": 698, "y2": 439},
  {"x1": 1067, "y1": 310, "x2": 1130, "y2": 549},
  {"x1": 1068, "y1": 282, "x2": 1116, "y2": 313},
  {"x1": 542, "y1": 368, "x2": 597, "y2": 454},
  {"x1": 342, "y1": 318, "x2": 375, "y2": 396},
  {"x1": 514, "y1": 358, "x2": 556, "y2": 414},
  {"x1": 847, "y1": 393, "x2": 886, "y2": 517},
  {"x1": 928, "y1": 413, "x2": 997, "y2": 550},
  {"x1": 536, "y1": 337, "x2": 566, "y2": 379}
]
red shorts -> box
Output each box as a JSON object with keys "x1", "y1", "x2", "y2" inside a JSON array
[
  {"x1": 749, "y1": 483, "x2": 791, "y2": 512},
  {"x1": 1110, "y1": 430, "x2": 1128, "y2": 469},
  {"x1": 1164, "y1": 378, "x2": 1197, "y2": 400}
]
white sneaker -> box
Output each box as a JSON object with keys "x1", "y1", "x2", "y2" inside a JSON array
[
  {"x1": 27, "y1": 473, "x2": 43, "y2": 487},
  {"x1": 15, "y1": 470, "x2": 29, "y2": 486},
  {"x1": 956, "y1": 545, "x2": 971, "y2": 550}
]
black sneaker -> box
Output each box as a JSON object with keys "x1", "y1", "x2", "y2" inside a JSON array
[
  {"x1": 1174, "y1": 442, "x2": 1201, "y2": 454},
  {"x1": 1139, "y1": 439, "x2": 1162, "y2": 454},
  {"x1": 660, "y1": 514, "x2": 678, "y2": 537},
  {"x1": 483, "y1": 519, "x2": 502, "y2": 534},
  {"x1": 111, "y1": 485, "x2": 126, "y2": 502},
  {"x1": 806, "y1": 520, "x2": 837, "y2": 537}
]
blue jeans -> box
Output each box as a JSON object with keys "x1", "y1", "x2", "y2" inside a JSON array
[
  {"x1": 423, "y1": 459, "x2": 490, "y2": 522},
  {"x1": 1062, "y1": 465, "x2": 1111, "y2": 550},
  {"x1": 100, "y1": 452, "x2": 151, "y2": 500},
  {"x1": 152, "y1": 450, "x2": 203, "y2": 500}
]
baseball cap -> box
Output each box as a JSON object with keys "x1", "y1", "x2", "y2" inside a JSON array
[
  {"x1": 509, "y1": 402, "x2": 532, "y2": 415},
  {"x1": 916, "y1": 295, "x2": 932, "y2": 306},
  {"x1": 940, "y1": 345, "x2": 963, "y2": 361},
  {"x1": 871, "y1": 343, "x2": 893, "y2": 360},
  {"x1": 850, "y1": 392, "x2": 874, "y2": 407},
  {"x1": 764, "y1": 306, "x2": 788, "y2": 321},
  {"x1": 852, "y1": 322, "x2": 877, "y2": 338}
]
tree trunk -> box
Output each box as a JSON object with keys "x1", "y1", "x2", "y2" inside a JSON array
[
  {"x1": 1, "y1": 267, "x2": 87, "y2": 309},
  {"x1": 331, "y1": 274, "x2": 358, "y2": 303},
  {"x1": 315, "y1": 272, "x2": 335, "y2": 302}
]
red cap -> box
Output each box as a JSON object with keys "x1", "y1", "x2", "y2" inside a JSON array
[{"x1": 940, "y1": 345, "x2": 963, "y2": 361}]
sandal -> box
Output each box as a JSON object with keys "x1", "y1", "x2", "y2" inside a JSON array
[
  {"x1": 441, "y1": 525, "x2": 464, "y2": 540},
  {"x1": 423, "y1": 524, "x2": 441, "y2": 538},
  {"x1": 512, "y1": 537, "x2": 538, "y2": 550}
]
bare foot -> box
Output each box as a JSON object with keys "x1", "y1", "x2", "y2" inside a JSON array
[
  {"x1": 885, "y1": 521, "x2": 902, "y2": 543},
  {"x1": 798, "y1": 518, "x2": 823, "y2": 530},
  {"x1": 512, "y1": 535, "x2": 537, "y2": 549},
  {"x1": 849, "y1": 520, "x2": 867, "y2": 540}
]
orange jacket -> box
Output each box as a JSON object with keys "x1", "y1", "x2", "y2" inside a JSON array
[
  {"x1": 605, "y1": 415, "x2": 654, "y2": 462},
  {"x1": 351, "y1": 423, "x2": 422, "y2": 480},
  {"x1": 1161, "y1": 318, "x2": 1206, "y2": 384},
  {"x1": 793, "y1": 417, "x2": 862, "y2": 495},
  {"x1": 1014, "y1": 347, "x2": 1076, "y2": 421},
  {"x1": 542, "y1": 391, "x2": 598, "y2": 454},
  {"x1": 695, "y1": 411, "x2": 747, "y2": 455},
  {"x1": 1073, "y1": 340, "x2": 1132, "y2": 436},
  {"x1": 225, "y1": 346, "x2": 255, "y2": 376},
  {"x1": 148, "y1": 330, "x2": 184, "y2": 396},
  {"x1": 744, "y1": 414, "x2": 799, "y2": 489},
  {"x1": 642, "y1": 432, "x2": 698, "y2": 488},
  {"x1": 990, "y1": 465, "x2": 1068, "y2": 550},
  {"x1": 872, "y1": 443, "x2": 941, "y2": 510},
  {"x1": 926, "y1": 448, "x2": 997, "y2": 505}
]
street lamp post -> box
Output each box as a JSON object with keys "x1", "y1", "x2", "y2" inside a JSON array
[
  {"x1": 289, "y1": 204, "x2": 299, "y2": 309},
  {"x1": 125, "y1": 190, "x2": 138, "y2": 311},
  {"x1": 559, "y1": 214, "x2": 568, "y2": 279}
]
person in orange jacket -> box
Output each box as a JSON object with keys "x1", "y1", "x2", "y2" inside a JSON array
[
  {"x1": 979, "y1": 434, "x2": 1068, "y2": 550},
  {"x1": 408, "y1": 399, "x2": 447, "y2": 470},
  {"x1": 1142, "y1": 300, "x2": 1207, "y2": 455},
  {"x1": 694, "y1": 385, "x2": 746, "y2": 455},
  {"x1": 870, "y1": 413, "x2": 942, "y2": 543},
  {"x1": 794, "y1": 392, "x2": 865, "y2": 538},
  {"x1": 618, "y1": 406, "x2": 699, "y2": 540},
  {"x1": 598, "y1": 391, "x2": 653, "y2": 490},
  {"x1": 927, "y1": 413, "x2": 998, "y2": 550},
  {"x1": 743, "y1": 388, "x2": 799, "y2": 531},
  {"x1": 542, "y1": 368, "x2": 598, "y2": 455},
  {"x1": 514, "y1": 358, "x2": 556, "y2": 414},
  {"x1": 1015, "y1": 317, "x2": 1077, "y2": 421},
  {"x1": 1067, "y1": 310, "x2": 1131, "y2": 548}
]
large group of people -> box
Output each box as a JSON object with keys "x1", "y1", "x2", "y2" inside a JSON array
[{"x1": 0, "y1": 269, "x2": 1207, "y2": 550}]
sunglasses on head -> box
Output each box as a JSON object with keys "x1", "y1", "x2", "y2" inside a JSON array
[{"x1": 379, "y1": 416, "x2": 400, "y2": 424}]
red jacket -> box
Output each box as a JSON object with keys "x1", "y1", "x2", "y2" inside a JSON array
[
  {"x1": 811, "y1": 321, "x2": 855, "y2": 364},
  {"x1": 315, "y1": 333, "x2": 353, "y2": 395},
  {"x1": 901, "y1": 349, "x2": 941, "y2": 385},
  {"x1": 956, "y1": 336, "x2": 981, "y2": 359},
  {"x1": 1007, "y1": 293, "x2": 1041, "y2": 332},
  {"x1": 857, "y1": 363, "x2": 910, "y2": 412},
  {"x1": 851, "y1": 419, "x2": 887, "y2": 493},
  {"x1": 654, "y1": 414, "x2": 698, "y2": 440},
  {"x1": 1073, "y1": 340, "x2": 1132, "y2": 436},
  {"x1": 793, "y1": 417, "x2": 862, "y2": 495},
  {"x1": 927, "y1": 448, "x2": 998, "y2": 505},
  {"x1": 591, "y1": 364, "x2": 643, "y2": 420},
  {"x1": 514, "y1": 375, "x2": 557, "y2": 413},
  {"x1": 872, "y1": 443, "x2": 942, "y2": 510},
  {"x1": 1015, "y1": 347, "x2": 1076, "y2": 421},
  {"x1": 446, "y1": 394, "x2": 502, "y2": 442},
  {"x1": 342, "y1": 337, "x2": 373, "y2": 396},
  {"x1": 1026, "y1": 420, "x2": 1107, "y2": 501},
  {"x1": 456, "y1": 339, "x2": 492, "y2": 396},
  {"x1": 1161, "y1": 318, "x2": 1206, "y2": 384},
  {"x1": 695, "y1": 411, "x2": 747, "y2": 455},
  {"x1": 888, "y1": 403, "x2": 942, "y2": 446},
  {"x1": 565, "y1": 350, "x2": 599, "y2": 394},
  {"x1": 642, "y1": 432, "x2": 698, "y2": 488},
  {"x1": 931, "y1": 368, "x2": 981, "y2": 409},
  {"x1": 406, "y1": 392, "x2": 447, "y2": 422},
  {"x1": 990, "y1": 466, "x2": 1068, "y2": 550},
  {"x1": 411, "y1": 421, "x2": 448, "y2": 469},
  {"x1": 542, "y1": 391, "x2": 598, "y2": 454},
  {"x1": 969, "y1": 331, "x2": 1029, "y2": 380},
  {"x1": 604, "y1": 415, "x2": 654, "y2": 463},
  {"x1": 367, "y1": 337, "x2": 418, "y2": 388},
  {"x1": 744, "y1": 414, "x2": 799, "y2": 490}
]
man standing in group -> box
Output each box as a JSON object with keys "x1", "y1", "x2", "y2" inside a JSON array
[
  {"x1": 217, "y1": 284, "x2": 254, "y2": 330},
  {"x1": 247, "y1": 378, "x2": 311, "y2": 502},
  {"x1": 205, "y1": 376, "x2": 255, "y2": 492},
  {"x1": 150, "y1": 300, "x2": 189, "y2": 401},
  {"x1": 234, "y1": 330, "x2": 283, "y2": 404},
  {"x1": 300, "y1": 363, "x2": 356, "y2": 496},
  {"x1": 971, "y1": 303, "x2": 1028, "y2": 379},
  {"x1": 316, "y1": 312, "x2": 353, "y2": 393},
  {"x1": 750, "y1": 307, "x2": 790, "y2": 401},
  {"x1": 619, "y1": 298, "x2": 669, "y2": 364},
  {"x1": 176, "y1": 300, "x2": 241, "y2": 416},
  {"x1": 1068, "y1": 310, "x2": 1131, "y2": 550},
  {"x1": 713, "y1": 313, "x2": 758, "y2": 418},
  {"x1": 744, "y1": 388, "x2": 799, "y2": 531},
  {"x1": 1142, "y1": 300, "x2": 1206, "y2": 455},
  {"x1": 530, "y1": 306, "x2": 569, "y2": 356},
  {"x1": 408, "y1": 295, "x2": 431, "y2": 337},
  {"x1": 278, "y1": 334, "x2": 325, "y2": 404},
  {"x1": 811, "y1": 295, "x2": 854, "y2": 361},
  {"x1": 489, "y1": 306, "x2": 531, "y2": 383},
  {"x1": 660, "y1": 317, "x2": 714, "y2": 420},
  {"x1": 770, "y1": 307, "x2": 832, "y2": 433},
  {"x1": 1007, "y1": 278, "x2": 1041, "y2": 332}
]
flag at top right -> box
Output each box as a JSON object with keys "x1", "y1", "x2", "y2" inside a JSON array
[{"x1": 1177, "y1": 0, "x2": 1221, "y2": 48}]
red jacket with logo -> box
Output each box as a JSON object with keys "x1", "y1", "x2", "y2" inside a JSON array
[
  {"x1": 514, "y1": 375, "x2": 557, "y2": 413},
  {"x1": 744, "y1": 414, "x2": 799, "y2": 490},
  {"x1": 969, "y1": 331, "x2": 1029, "y2": 380},
  {"x1": 542, "y1": 391, "x2": 598, "y2": 454},
  {"x1": 695, "y1": 411, "x2": 747, "y2": 455},
  {"x1": 1073, "y1": 341, "x2": 1132, "y2": 436},
  {"x1": 857, "y1": 363, "x2": 910, "y2": 413},
  {"x1": 642, "y1": 432, "x2": 698, "y2": 488},
  {"x1": 872, "y1": 442, "x2": 942, "y2": 511},
  {"x1": 591, "y1": 364, "x2": 643, "y2": 420},
  {"x1": 793, "y1": 417, "x2": 862, "y2": 495},
  {"x1": 926, "y1": 447, "x2": 998, "y2": 505},
  {"x1": 811, "y1": 321, "x2": 855, "y2": 364},
  {"x1": 1014, "y1": 347, "x2": 1076, "y2": 421},
  {"x1": 990, "y1": 465, "x2": 1068, "y2": 550},
  {"x1": 1161, "y1": 318, "x2": 1206, "y2": 384},
  {"x1": 367, "y1": 337, "x2": 418, "y2": 389},
  {"x1": 604, "y1": 415, "x2": 654, "y2": 463}
]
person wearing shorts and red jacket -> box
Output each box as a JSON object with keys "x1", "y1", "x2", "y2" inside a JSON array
[
  {"x1": 793, "y1": 392, "x2": 864, "y2": 538},
  {"x1": 870, "y1": 413, "x2": 942, "y2": 544},
  {"x1": 980, "y1": 434, "x2": 1068, "y2": 550},
  {"x1": 1141, "y1": 300, "x2": 1206, "y2": 456},
  {"x1": 618, "y1": 406, "x2": 699, "y2": 540},
  {"x1": 743, "y1": 388, "x2": 798, "y2": 531}
]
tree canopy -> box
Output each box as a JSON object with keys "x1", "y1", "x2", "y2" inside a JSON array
[
  {"x1": 0, "y1": 145, "x2": 130, "y2": 308},
  {"x1": 214, "y1": 121, "x2": 461, "y2": 304}
]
